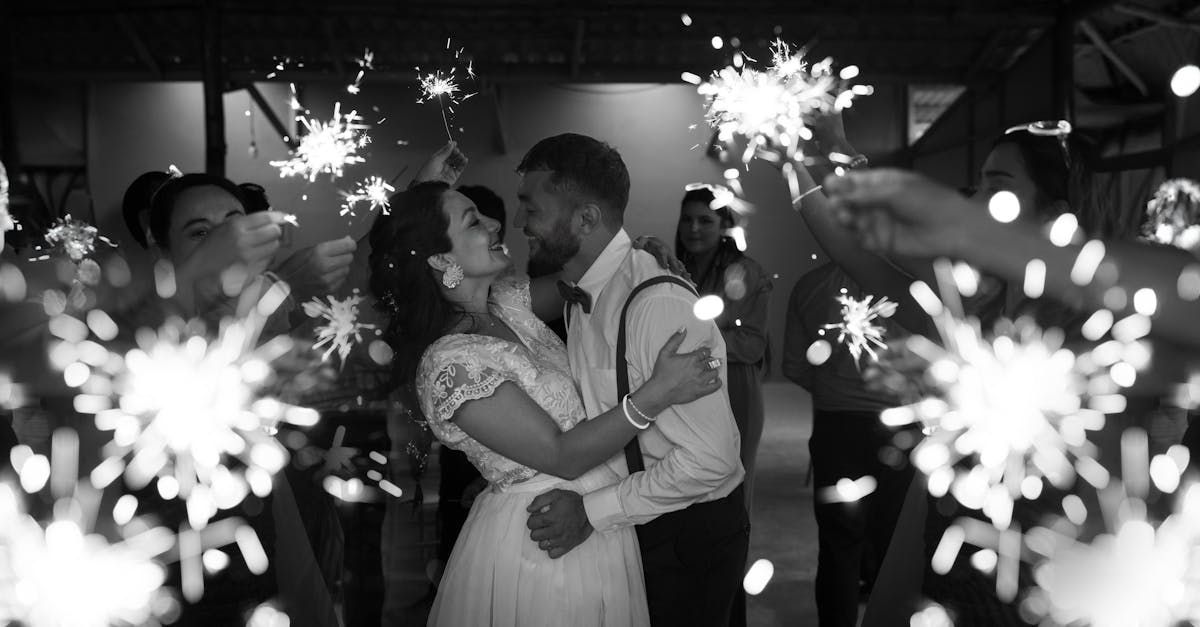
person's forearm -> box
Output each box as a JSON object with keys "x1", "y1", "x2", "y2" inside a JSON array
[
  {"x1": 550, "y1": 381, "x2": 671, "y2": 479},
  {"x1": 795, "y1": 165, "x2": 935, "y2": 336},
  {"x1": 951, "y1": 215, "x2": 1200, "y2": 347}
]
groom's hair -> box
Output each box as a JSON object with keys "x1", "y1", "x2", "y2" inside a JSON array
[{"x1": 516, "y1": 133, "x2": 629, "y2": 228}]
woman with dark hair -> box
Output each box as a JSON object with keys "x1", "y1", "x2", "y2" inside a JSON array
[
  {"x1": 674, "y1": 188, "x2": 771, "y2": 511},
  {"x1": 145, "y1": 173, "x2": 290, "y2": 321},
  {"x1": 789, "y1": 115, "x2": 1143, "y2": 626},
  {"x1": 368, "y1": 181, "x2": 724, "y2": 626}
]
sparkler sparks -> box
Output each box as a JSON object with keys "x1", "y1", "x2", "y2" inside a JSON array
[
  {"x1": 1019, "y1": 433, "x2": 1200, "y2": 626},
  {"x1": 0, "y1": 159, "x2": 14, "y2": 252},
  {"x1": 0, "y1": 484, "x2": 176, "y2": 627},
  {"x1": 876, "y1": 297, "x2": 1138, "y2": 530},
  {"x1": 302, "y1": 290, "x2": 377, "y2": 366},
  {"x1": 695, "y1": 39, "x2": 870, "y2": 167},
  {"x1": 37, "y1": 215, "x2": 117, "y2": 264},
  {"x1": 415, "y1": 40, "x2": 478, "y2": 141},
  {"x1": 58, "y1": 312, "x2": 320, "y2": 530},
  {"x1": 270, "y1": 102, "x2": 369, "y2": 182},
  {"x1": 339, "y1": 176, "x2": 396, "y2": 216},
  {"x1": 823, "y1": 294, "x2": 897, "y2": 366},
  {"x1": 1142, "y1": 178, "x2": 1200, "y2": 252}
]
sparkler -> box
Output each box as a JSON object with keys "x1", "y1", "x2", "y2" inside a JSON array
[
  {"x1": 415, "y1": 39, "x2": 477, "y2": 141},
  {"x1": 872, "y1": 258, "x2": 1143, "y2": 530},
  {"x1": 0, "y1": 483, "x2": 176, "y2": 627},
  {"x1": 56, "y1": 308, "x2": 320, "y2": 530},
  {"x1": 270, "y1": 102, "x2": 369, "y2": 182},
  {"x1": 0, "y1": 159, "x2": 14, "y2": 252},
  {"x1": 1142, "y1": 178, "x2": 1200, "y2": 252},
  {"x1": 346, "y1": 48, "x2": 374, "y2": 95},
  {"x1": 1019, "y1": 432, "x2": 1200, "y2": 626},
  {"x1": 823, "y1": 294, "x2": 896, "y2": 366},
  {"x1": 339, "y1": 175, "x2": 395, "y2": 217},
  {"x1": 302, "y1": 289, "x2": 377, "y2": 367},
  {"x1": 35, "y1": 215, "x2": 117, "y2": 264},
  {"x1": 694, "y1": 39, "x2": 870, "y2": 168}
]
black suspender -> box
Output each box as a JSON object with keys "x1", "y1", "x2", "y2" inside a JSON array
[{"x1": 616, "y1": 275, "x2": 699, "y2": 474}]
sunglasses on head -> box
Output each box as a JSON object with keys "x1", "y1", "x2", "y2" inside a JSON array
[{"x1": 1004, "y1": 119, "x2": 1072, "y2": 169}]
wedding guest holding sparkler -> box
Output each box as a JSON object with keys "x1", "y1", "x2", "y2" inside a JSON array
[
  {"x1": 122, "y1": 172, "x2": 356, "y2": 310},
  {"x1": 675, "y1": 187, "x2": 771, "y2": 511},
  {"x1": 782, "y1": 262, "x2": 914, "y2": 627}
]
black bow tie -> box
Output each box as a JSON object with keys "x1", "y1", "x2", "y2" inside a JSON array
[{"x1": 556, "y1": 280, "x2": 592, "y2": 314}]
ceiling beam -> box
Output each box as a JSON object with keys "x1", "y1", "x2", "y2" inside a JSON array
[
  {"x1": 1079, "y1": 18, "x2": 1149, "y2": 96},
  {"x1": 1112, "y1": 2, "x2": 1200, "y2": 33},
  {"x1": 114, "y1": 13, "x2": 162, "y2": 77},
  {"x1": 242, "y1": 83, "x2": 297, "y2": 150}
]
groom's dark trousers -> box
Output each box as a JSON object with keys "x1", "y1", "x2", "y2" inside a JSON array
[{"x1": 635, "y1": 483, "x2": 750, "y2": 627}]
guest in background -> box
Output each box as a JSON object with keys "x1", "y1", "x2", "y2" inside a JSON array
[
  {"x1": 675, "y1": 187, "x2": 771, "y2": 510},
  {"x1": 783, "y1": 262, "x2": 916, "y2": 627}
]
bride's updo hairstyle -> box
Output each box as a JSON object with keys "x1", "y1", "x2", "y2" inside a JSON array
[{"x1": 368, "y1": 181, "x2": 463, "y2": 387}]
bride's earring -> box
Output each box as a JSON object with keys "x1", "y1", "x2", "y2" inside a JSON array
[{"x1": 442, "y1": 263, "x2": 464, "y2": 289}]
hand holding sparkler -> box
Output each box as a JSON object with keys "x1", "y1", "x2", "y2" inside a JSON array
[
  {"x1": 273, "y1": 237, "x2": 357, "y2": 301},
  {"x1": 414, "y1": 141, "x2": 469, "y2": 186},
  {"x1": 826, "y1": 169, "x2": 1200, "y2": 349},
  {"x1": 822, "y1": 168, "x2": 977, "y2": 257}
]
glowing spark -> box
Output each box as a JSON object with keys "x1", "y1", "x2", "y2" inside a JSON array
[
  {"x1": 339, "y1": 175, "x2": 396, "y2": 217},
  {"x1": 270, "y1": 102, "x2": 369, "y2": 182},
  {"x1": 683, "y1": 182, "x2": 754, "y2": 215},
  {"x1": 694, "y1": 294, "x2": 725, "y2": 320},
  {"x1": 0, "y1": 486, "x2": 175, "y2": 627},
  {"x1": 0, "y1": 160, "x2": 15, "y2": 252},
  {"x1": 876, "y1": 312, "x2": 1138, "y2": 529},
  {"x1": 743, "y1": 559, "x2": 775, "y2": 595},
  {"x1": 38, "y1": 215, "x2": 117, "y2": 264},
  {"x1": 302, "y1": 290, "x2": 377, "y2": 366},
  {"x1": 695, "y1": 39, "x2": 869, "y2": 167},
  {"x1": 818, "y1": 475, "x2": 878, "y2": 504},
  {"x1": 1171, "y1": 64, "x2": 1200, "y2": 97},
  {"x1": 959, "y1": 431, "x2": 1200, "y2": 626},
  {"x1": 346, "y1": 48, "x2": 374, "y2": 94},
  {"x1": 1142, "y1": 179, "x2": 1200, "y2": 252},
  {"x1": 823, "y1": 294, "x2": 896, "y2": 366},
  {"x1": 415, "y1": 53, "x2": 477, "y2": 141},
  {"x1": 59, "y1": 312, "x2": 319, "y2": 529}
]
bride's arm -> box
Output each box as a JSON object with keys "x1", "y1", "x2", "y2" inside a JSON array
[{"x1": 448, "y1": 330, "x2": 718, "y2": 479}]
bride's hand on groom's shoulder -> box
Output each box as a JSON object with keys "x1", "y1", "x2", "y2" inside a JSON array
[{"x1": 526, "y1": 489, "x2": 593, "y2": 559}]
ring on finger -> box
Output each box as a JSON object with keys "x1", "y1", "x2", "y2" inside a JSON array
[{"x1": 706, "y1": 357, "x2": 722, "y2": 370}]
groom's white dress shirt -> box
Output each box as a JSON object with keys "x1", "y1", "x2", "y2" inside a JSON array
[{"x1": 566, "y1": 229, "x2": 744, "y2": 532}]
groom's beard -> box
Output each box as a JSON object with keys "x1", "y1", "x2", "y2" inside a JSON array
[{"x1": 528, "y1": 218, "x2": 581, "y2": 270}]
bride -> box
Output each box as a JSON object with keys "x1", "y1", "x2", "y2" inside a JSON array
[{"x1": 368, "y1": 181, "x2": 724, "y2": 626}]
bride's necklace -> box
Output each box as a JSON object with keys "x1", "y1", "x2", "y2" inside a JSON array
[{"x1": 465, "y1": 311, "x2": 499, "y2": 331}]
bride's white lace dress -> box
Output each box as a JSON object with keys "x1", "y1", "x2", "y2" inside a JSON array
[{"x1": 416, "y1": 273, "x2": 648, "y2": 627}]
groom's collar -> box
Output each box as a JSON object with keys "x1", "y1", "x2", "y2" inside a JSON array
[{"x1": 575, "y1": 229, "x2": 631, "y2": 305}]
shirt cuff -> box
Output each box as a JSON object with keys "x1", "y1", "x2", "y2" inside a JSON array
[{"x1": 582, "y1": 485, "x2": 627, "y2": 532}]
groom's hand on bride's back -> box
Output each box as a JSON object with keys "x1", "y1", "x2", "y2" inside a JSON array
[{"x1": 526, "y1": 489, "x2": 593, "y2": 559}]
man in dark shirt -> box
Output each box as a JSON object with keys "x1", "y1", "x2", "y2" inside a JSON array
[{"x1": 783, "y1": 263, "x2": 917, "y2": 627}]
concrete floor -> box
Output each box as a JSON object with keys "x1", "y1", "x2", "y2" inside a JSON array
[
  {"x1": 377, "y1": 381, "x2": 822, "y2": 625},
  {"x1": 746, "y1": 382, "x2": 819, "y2": 626}
]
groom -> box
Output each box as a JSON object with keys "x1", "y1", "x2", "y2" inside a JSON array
[{"x1": 516, "y1": 133, "x2": 750, "y2": 626}]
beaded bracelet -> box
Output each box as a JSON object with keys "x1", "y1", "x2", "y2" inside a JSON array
[
  {"x1": 625, "y1": 394, "x2": 656, "y2": 424},
  {"x1": 622, "y1": 395, "x2": 651, "y2": 430}
]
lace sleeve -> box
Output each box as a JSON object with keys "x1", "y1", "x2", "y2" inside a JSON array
[{"x1": 416, "y1": 337, "x2": 517, "y2": 447}]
